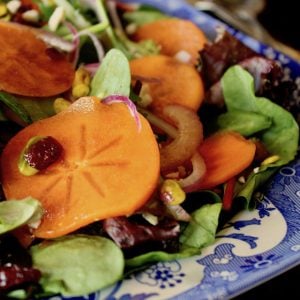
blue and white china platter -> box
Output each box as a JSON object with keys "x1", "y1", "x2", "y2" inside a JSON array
[{"x1": 47, "y1": 1, "x2": 300, "y2": 299}]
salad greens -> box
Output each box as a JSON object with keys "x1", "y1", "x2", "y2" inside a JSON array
[
  {"x1": 53, "y1": 0, "x2": 92, "y2": 29},
  {"x1": 219, "y1": 65, "x2": 299, "y2": 206},
  {"x1": 217, "y1": 111, "x2": 272, "y2": 137},
  {"x1": 125, "y1": 201, "x2": 222, "y2": 269}
]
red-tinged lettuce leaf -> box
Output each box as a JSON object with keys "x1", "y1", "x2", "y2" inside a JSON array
[
  {"x1": 103, "y1": 216, "x2": 180, "y2": 248},
  {"x1": 125, "y1": 203, "x2": 222, "y2": 270},
  {"x1": 199, "y1": 30, "x2": 256, "y2": 88},
  {"x1": 204, "y1": 56, "x2": 285, "y2": 107},
  {"x1": 200, "y1": 31, "x2": 297, "y2": 119}
]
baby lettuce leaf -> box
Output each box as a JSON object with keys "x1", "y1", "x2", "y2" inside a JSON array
[
  {"x1": 220, "y1": 65, "x2": 299, "y2": 206},
  {"x1": 15, "y1": 97, "x2": 55, "y2": 122},
  {"x1": 0, "y1": 197, "x2": 43, "y2": 234},
  {"x1": 30, "y1": 234, "x2": 124, "y2": 296},
  {"x1": 217, "y1": 111, "x2": 272, "y2": 137},
  {"x1": 0, "y1": 92, "x2": 32, "y2": 125},
  {"x1": 179, "y1": 203, "x2": 222, "y2": 249},
  {"x1": 125, "y1": 203, "x2": 222, "y2": 269},
  {"x1": 90, "y1": 49, "x2": 131, "y2": 98}
]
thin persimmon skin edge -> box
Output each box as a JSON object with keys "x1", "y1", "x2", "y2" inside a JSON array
[
  {"x1": 0, "y1": 97, "x2": 160, "y2": 239},
  {"x1": 133, "y1": 18, "x2": 208, "y2": 65},
  {"x1": 130, "y1": 55, "x2": 205, "y2": 113},
  {"x1": 197, "y1": 131, "x2": 256, "y2": 190}
]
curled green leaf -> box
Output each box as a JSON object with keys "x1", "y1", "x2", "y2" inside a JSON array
[
  {"x1": 217, "y1": 111, "x2": 272, "y2": 136},
  {"x1": 179, "y1": 203, "x2": 222, "y2": 249}
]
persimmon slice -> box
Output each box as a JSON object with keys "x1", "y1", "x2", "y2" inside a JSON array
[
  {"x1": 0, "y1": 21, "x2": 74, "y2": 97},
  {"x1": 133, "y1": 19, "x2": 208, "y2": 64},
  {"x1": 130, "y1": 55, "x2": 205, "y2": 113},
  {"x1": 197, "y1": 131, "x2": 256, "y2": 189},
  {"x1": 1, "y1": 97, "x2": 160, "y2": 239}
]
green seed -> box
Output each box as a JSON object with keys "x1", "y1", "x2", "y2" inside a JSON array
[
  {"x1": 18, "y1": 136, "x2": 45, "y2": 176},
  {"x1": 0, "y1": 3, "x2": 8, "y2": 17},
  {"x1": 160, "y1": 179, "x2": 186, "y2": 206}
]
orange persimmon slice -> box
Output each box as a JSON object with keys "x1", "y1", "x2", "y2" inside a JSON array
[
  {"x1": 132, "y1": 18, "x2": 208, "y2": 64},
  {"x1": 130, "y1": 55, "x2": 205, "y2": 113},
  {"x1": 0, "y1": 97, "x2": 160, "y2": 239},
  {"x1": 198, "y1": 131, "x2": 256, "y2": 189},
  {"x1": 0, "y1": 21, "x2": 74, "y2": 97}
]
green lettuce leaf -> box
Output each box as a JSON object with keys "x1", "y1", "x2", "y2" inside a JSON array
[
  {"x1": 90, "y1": 49, "x2": 131, "y2": 98},
  {"x1": 31, "y1": 234, "x2": 124, "y2": 296},
  {"x1": 0, "y1": 197, "x2": 43, "y2": 234},
  {"x1": 179, "y1": 203, "x2": 222, "y2": 249},
  {"x1": 221, "y1": 65, "x2": 299, "y2": 206},
  {"x1": 15, "y1": 97, "x2": 55, "y2": 122},
  {"x1": 217, "y1": 111, "x2": 272, "y2": 136}
]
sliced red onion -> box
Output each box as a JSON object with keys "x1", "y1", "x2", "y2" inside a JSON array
[
  {"x1": 75, "y1": 30, "x2": 105, "y2": 63},
  {"x1": 83, "y1": 63, "x2": 100, "y2": 75},
  {"x1": 102, "y1": 95, "x2": 142, "y2": 131},
  {"x1": 64, "y1": 22, "x2": 80, "y2": 66},
  {"x1": 179, "y1": 152, "x2": 207, "y2": 193},
  {"x1": 106, "y1": 0, "x2": 126, "y2": 36},
  {"x1": 36, "y1": 30, "x2": 75, "y2": 53},
  {"x1": 65, "y1": 21, "x2": 105, "y2": 65}
]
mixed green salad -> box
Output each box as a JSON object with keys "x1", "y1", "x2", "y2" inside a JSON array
[{"x1": 0, "y1": 0, "x2": 299, "y2": 298}]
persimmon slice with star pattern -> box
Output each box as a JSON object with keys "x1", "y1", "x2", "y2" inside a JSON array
[{"x1": 0, "y1": 97, "x2": 160, "y2": 239}]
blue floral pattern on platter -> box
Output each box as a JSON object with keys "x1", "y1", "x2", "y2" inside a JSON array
[{"x1": 47, "y1": 1, "x2": 300, "y2": 299}]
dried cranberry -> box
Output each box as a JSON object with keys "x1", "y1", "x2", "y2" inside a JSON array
[
  {"x1": 24, "y1": 136, "x2": 63, "y2": 171},
  {"x1": 103, "y1": 216, "x2": 180, "y2": 248},
  {"x1": 0, "y1": 264, "x2": 41, "y2": 291},
  {"x1": 0, "y1": 234, "x2": 32, "y2": 267}
]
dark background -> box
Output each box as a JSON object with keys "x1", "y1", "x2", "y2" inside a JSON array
[
  {"x1": 234, "y1": 265, "x2": 300, "y2": 299},
  {"x1": 258, "y1": 0, "x2": 300, "y2": 50}
]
